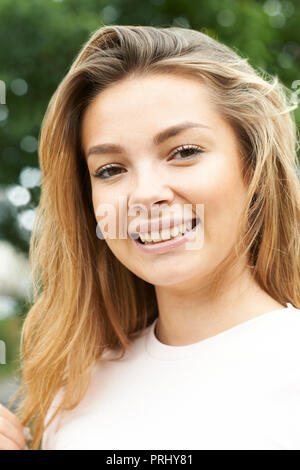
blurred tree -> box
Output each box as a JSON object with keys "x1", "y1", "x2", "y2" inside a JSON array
[{"x1": 0, "y1": 0, "x2": 299, "y2": 256}]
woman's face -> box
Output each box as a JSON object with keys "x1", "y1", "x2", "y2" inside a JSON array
[{"x1": 81, "y1": 73, "x2": 248, "y2": 289}]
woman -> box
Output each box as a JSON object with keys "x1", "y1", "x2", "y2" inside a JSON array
[{"x1": 1, "y1": 24, "x2": 300, "y2": 450}]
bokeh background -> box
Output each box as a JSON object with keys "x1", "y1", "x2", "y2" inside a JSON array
[{"x1": 0, "y1": 0, "x2": 300, "y2": 407}]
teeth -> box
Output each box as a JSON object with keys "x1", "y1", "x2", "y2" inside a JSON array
[
  {"x1": 170, "y1": 225, "x2": 180, "y2": 237},
  {"x1": 151, "y1": 231, "x2": 160, "y2": 242},
  {"x1": 139, "y1": 221, "x2": 194, "y2": 244}
]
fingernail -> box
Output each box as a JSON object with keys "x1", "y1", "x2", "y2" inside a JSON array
[{"x1": 23, "y1": 427, "x2": 33, "y2": 440}]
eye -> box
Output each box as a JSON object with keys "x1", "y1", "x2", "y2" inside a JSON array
[
  {"x1": 92, "y1": 144, "x2": 204, "y2": 180},
  {"x1": 93, "y1": 164, "x2": 126, "y2": 180},
  {"x1": 168, "y1": 144, "x2": 204, "y2": 161}
]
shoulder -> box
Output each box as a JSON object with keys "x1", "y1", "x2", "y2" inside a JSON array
[
  {"x1": 273, "y1": 304, "x2": 300, "y2": 338},
  {"x1": 258, "y1": 304, "x2": 300, "y2": 356},
  {"x1": 93, "y1": 321, "x2": 155, "y2": 366}
]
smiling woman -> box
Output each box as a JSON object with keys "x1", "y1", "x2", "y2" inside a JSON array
[{"x1": 3, "y1": 25, "x2": 300, "y2": 451}]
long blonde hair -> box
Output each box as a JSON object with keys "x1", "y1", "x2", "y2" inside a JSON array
[{"x1": 7, "y1": 25, "x2": 300, "y2": 450}]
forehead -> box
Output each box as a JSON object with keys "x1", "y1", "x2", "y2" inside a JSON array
[
  {"x1": 86, "y1": 73, "x2": 212, "y2": 111},
  {"x1": 81, "y1": 74, "x2": 219, "y2": 143}
]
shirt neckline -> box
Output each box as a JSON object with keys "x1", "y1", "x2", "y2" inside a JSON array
[{"x1": 144, "y1": 302, "x2": 296, "y2": 361}]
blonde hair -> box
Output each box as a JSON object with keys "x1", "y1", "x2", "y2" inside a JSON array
[{"x1": 7, "y1": 25, "x2": 300, "y2": 450}]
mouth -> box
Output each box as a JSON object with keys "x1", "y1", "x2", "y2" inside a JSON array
[{"x1": 135, "y1": 217, "x2": 200, "y2": 246}]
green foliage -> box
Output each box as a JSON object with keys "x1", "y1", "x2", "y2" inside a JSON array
[{"x1": 0, "y1": 314, "x2": 23, "y2": 380}]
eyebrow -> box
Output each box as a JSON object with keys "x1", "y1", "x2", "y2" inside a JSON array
[{"x1": 86, "y1": 121, "x2": 211, "y2": 158}]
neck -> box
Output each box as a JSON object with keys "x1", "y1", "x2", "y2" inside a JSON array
[{"x1": 154, "y1": 266, "x2": 285, "y2": 346}]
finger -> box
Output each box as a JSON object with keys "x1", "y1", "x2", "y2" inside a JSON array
[
  {"x1": 0, "y1": 404, "x2": 25, "y2": 437},
  {"x1": 0, "y1": 433, "x2": 24, "y2": 450},
  {"x1": 0, "y1": 416, "x2": 26, "y2": 450}
]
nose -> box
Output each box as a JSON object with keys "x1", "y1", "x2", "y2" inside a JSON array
[{"x1": 127, "y1": 163, "x2": 174, "y2": 217}]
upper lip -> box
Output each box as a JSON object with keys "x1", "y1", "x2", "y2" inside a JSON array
[{"x1": 128, "y1": 216, "x2": 197, "y2": 236}]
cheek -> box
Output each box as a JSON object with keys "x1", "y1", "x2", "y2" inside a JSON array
[
  {"x1": 92, "y1": 192, "x2": 104, "y2": 226},
  {"x1": 91, "y1": 188, "x2": 128, "y2": 241},
  {"x1": 91, "y1": 189, "x2": 114, "y2": 235},
  {"x1": 191, "y1": 163, "x2": 247, "y2": 244}
]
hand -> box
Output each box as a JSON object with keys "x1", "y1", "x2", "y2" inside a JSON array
[{"x1": 0, "y1": 403, "x2": 28, "y2": 450}]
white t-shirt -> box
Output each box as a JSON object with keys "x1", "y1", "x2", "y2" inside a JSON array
[{"x1": 42, "y1": 302, "x2": 300, "y2": 450}]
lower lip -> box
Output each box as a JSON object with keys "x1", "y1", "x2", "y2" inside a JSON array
[{"x1": 133, "y1": 220, "x2": 201, "y2": 254}]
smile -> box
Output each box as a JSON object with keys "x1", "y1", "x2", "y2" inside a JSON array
[
  {"x1": 133, "y1": 218, "x2": 201, "y2": 254},
  {"x1": 139, "y1": 218, "x2": 196, "y2": 244}
]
